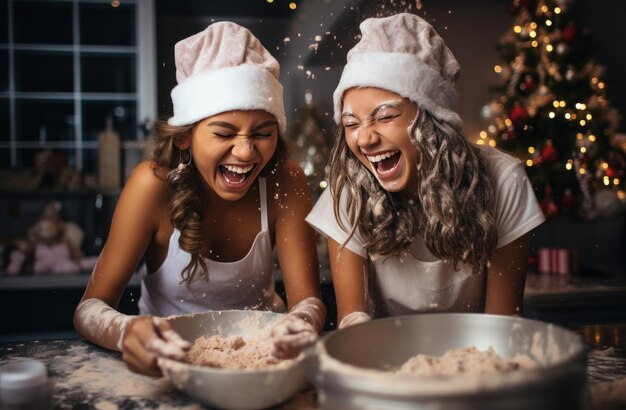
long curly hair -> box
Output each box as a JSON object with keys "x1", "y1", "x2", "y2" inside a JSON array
[
  {"x1": 151, "y1": 119, "x2": 286, "y2": 285},
  {"x1": 328, "y1": 109, "x2": 497, "y2": 273}
]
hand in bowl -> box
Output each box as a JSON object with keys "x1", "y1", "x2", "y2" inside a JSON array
[
  {"x1": 271, "y1": 314, "x2": 318, "y2": 359},
  {"x1": 121, "y1": 316, "x2": 191, "y2": 377},
  {"x1": 271, "y1": 297, "x2": 325, "y2": 359}
]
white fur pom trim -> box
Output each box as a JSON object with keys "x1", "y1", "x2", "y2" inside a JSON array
[
  {"x1": 169, "y1": 64, "x2": 286, "y2": 133},
  {"x1": 333, "y1": 52, "x2": 463, "y2": 129}
]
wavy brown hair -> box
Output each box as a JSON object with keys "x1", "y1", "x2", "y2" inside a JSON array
[
  {"x1": 328, "y1": 109, "x2": 497, "y2": 273},
  {"x1": 151, "y1": 119, "x2": 287, "y2": 285}
]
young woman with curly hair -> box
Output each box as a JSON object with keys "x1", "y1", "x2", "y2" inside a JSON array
[
  {"x1": 74, "y1": 22, "x2": 325, "y2": 376},
  {"x1": 307, "y1": 13, "x2": 545, "y2": 329}
]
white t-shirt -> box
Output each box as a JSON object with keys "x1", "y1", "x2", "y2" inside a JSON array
[{"x1": 306, "y1": 146, "x2": 545, "y2": 317}]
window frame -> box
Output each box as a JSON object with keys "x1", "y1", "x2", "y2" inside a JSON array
[{"x1": 0, "y1": 0, "x2": 156, "y2": 172}]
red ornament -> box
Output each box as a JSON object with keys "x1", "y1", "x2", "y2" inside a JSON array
[
  {"x1": 541, "y1": 185, "x2": 559, "y2": 218},
  {"x1": 608, "y1": 151, "x2": 626, "y2": 177},
  {"x1": 541, "y1": 140, "x2": 558, "y2": 163},
  {"x1": 560, "y1": 189, "x2": 576, "y2": 208},
  {"x1": 605, "y1": 167, "x2": 616, "y2": 178},
  {"x1": 523, "y1": 78, "x2": 536, "y2": 92},
  {"x1": 562, "y1": 23, "x2": 577, "y2": 42},
  {"x1": 508, "y1": 104, "x2": 529, "y2": 127},
  {"x1": 519, "y1": 74, "x2": 536, "y2": 93}
]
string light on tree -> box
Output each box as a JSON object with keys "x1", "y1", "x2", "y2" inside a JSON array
[{"x1": 481, "y1": 0, "x2": 625, "y2": 219}]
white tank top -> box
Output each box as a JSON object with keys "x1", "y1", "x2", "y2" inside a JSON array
[{"x1": 138, "y1": 178, "x2": 285, "y2": 317}]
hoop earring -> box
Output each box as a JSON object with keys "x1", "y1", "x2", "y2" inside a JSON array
[{"x1": 177, "y1": 148, "x2": 192, "y2": 171}]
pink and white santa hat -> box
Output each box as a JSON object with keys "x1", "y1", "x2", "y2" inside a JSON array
[
  {"x1": 168, "y1": 22, "x2": 286, "y2": 133},
  {"x1": 333, "y1": 13, "x2": 463, "y2": 130}
]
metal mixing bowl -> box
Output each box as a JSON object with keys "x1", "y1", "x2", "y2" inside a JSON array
[
  {"x1": 158, "y1": 310, "x2": 307, "y2": 410},
  {"x1": 304, "y1": 313, "x2": 588, "y2": 410}
]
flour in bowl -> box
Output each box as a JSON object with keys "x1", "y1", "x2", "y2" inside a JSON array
[
  {"x1": 186, "y1": 335, "x2": 294, "y2": 370},
  {"x1": 396, "y1": 346, "x2": 538, "y2": 377}
]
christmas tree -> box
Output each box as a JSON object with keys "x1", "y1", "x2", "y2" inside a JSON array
[{"x1": 479, "y1": 0, "x2": 626, "y2": 219}]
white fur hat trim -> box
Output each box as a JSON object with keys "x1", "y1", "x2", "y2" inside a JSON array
[
  {"x1": 168, "y1": 64, "x2": 286, "y2": 133},
  {"x1": 333, "y1": 52, "x2": 463, "y2": 129}
]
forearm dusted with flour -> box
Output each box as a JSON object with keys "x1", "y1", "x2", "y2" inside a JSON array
[
  {"x1": 338, "y1": 311, "x2": 371, "y2": 329},
  {"x1": 289, "y1": 297, "x2": 326, "y2": 332},
  {"x1": 73, "y1": 298, "x2": 132, "y2": 351}
]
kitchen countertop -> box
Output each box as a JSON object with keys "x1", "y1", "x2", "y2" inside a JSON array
[
  {"x1": 523, "y1": 272, "x2": 626, "y2": 326},
  {"x1": 1, "y1": 330, "x2": 625, "y2": 410},
  {"x1": 2, "y1": 269, "x2": 625, "y2": 337},
  {"x1": 0, "y1": 339, "x2": 316, "y2": 410},
  {"x1": 525, "y1": 271, "x2": 626, "y2": 298}
]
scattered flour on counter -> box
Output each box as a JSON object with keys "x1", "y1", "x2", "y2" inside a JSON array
[
  {"x1": 396, "y1": 346, "x2": 538, "y2": 378},
  {"x1": 587, "y1": 348, "x2": 626, "y2": 409},
  {"x1": 52, "y1": 344, "x2": 204, "y2": 410},
  {"x1": 55, "y1": 345, "x2": 171, "y2": 398}
]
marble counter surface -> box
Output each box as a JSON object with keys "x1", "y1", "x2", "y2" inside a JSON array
[
  {"x1": 1, "y1": 335, "x2": 625, "y2": 410},
  {"x1": 0, "y1": 339, "x2": 316, "y2": 410}
]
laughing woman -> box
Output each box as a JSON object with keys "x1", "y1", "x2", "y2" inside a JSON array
[
  {"x1": 306, "y1": 13, "x2": 545, "y2": 329},
  {"x1": 74, "y1": 22, "x2": 325, "y2": 376}
]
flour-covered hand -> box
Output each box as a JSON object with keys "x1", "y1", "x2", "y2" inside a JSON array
[
  {"x1": 271, "y1": 314, "x2": 317, "y2": 359},
  {"x1": 121, "y1": 316, "x2": 191, "y2": 377},
  {"x1": 271, "y1": 297, "x2": 325, "y2": 359},
  {"x1": 73, "y1": 298, "x2": 185, "y2": 376},
  {"x1": 338, "y1": 311, "x2": 371, "y2": 329},
  {"x1": 145, "y1": 317, "x2": 192, "y2": 360}
]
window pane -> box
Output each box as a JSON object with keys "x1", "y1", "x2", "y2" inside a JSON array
[
  {"x1": 14, "y1": 1, "x2": 73, "y2": 45},
  {"x1": 0, "y1": 1, "x2": 8, "y2": 43},
  {"x1": 0, "y1": 98, "x2": 9, "y2": 142},
  {"x1": 82, "y1": 101, "x2": 136, "y2": 141},
  {"x1": 15, "y1": 100, "x2": 75, "y2": 142},
  {"x1": 14, "y1": 51, "x2": 74, "y2": 92},
  {"x1": 0, "y1": 148, "x2": 9, "y2": 169},
  {"x1": 80, "y1": 3, "x2": 135, "y2": 46},
  {"x1": 82, "y1": 54, "x2": 135, "y2": 93},
  {"x1": 81, "y1": 147, "x2": 98, "y2": 175},
  {"x1": 0, "y1": 49, "x2": 7, "y2": 91}
]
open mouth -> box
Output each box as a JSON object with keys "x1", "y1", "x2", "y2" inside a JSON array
[
  {"x1": 367, "y1": 150, "x2": 401, "y2": 177},
  {"x1": 218, "y1": 164, "x2": 255, "y2": 187}
]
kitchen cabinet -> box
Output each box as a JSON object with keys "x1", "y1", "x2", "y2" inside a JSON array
[
  {"x1": 0, "y1": 190, "x2": 118, "y2": 257},
  {"x1": 0, "y1": 190, "x2": 122, "y2": 340}
]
